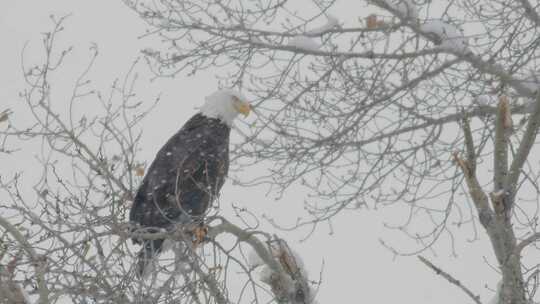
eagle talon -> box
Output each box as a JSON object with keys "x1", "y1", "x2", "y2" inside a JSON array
[{"x1": 192, "y1": 224, "x2": 209, "y2": 246}]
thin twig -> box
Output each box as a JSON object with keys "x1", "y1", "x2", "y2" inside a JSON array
[{"x1": 418, "y1": 256, "x2": 482, "y2": 304}]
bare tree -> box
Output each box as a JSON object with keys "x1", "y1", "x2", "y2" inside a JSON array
[
  {"x1": 120, "y1": 0, "x2": 540, "y2": 303},
  {"x1": 0, "y1": 16, "x2": 316, "y2": 304}
]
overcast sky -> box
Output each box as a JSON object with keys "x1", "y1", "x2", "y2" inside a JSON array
[{"x1": 1, "y1": 1, "x2": 501, "y2": 303}]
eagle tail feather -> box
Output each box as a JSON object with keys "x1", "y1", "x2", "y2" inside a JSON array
[{"x1": 136, "y1": 239, "x2": 164, "y2": 278}]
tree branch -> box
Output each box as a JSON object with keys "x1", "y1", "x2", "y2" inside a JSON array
[
  {"x1": 208, "y1": 218, "x2": 284, "y2": 278},
  {"x1": 462, "y1": 113, "x2": 476, "y2": 173},
  {"x1": 515, "y1": 232, "x2": 540, "y2": 254},
  {"x1": 494, "y1": 96, "x2": 510, "y2": 192},
  {"x1": 506, "y1": 94, "x2": 540, "y2": 201},
  {"x1": 418, "y1": 256, "x2": 482, "y2": 304},
  {"x1": 453, "y1": 151, "x2": 493, "y2": 229},
  {"x1": 0, "y1": 215, "x2": 49, "y2": 304}
]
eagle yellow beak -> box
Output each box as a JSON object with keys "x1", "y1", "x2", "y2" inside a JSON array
[{"x1": 233, "y1": 98, "x2": 251, "y2": 117}]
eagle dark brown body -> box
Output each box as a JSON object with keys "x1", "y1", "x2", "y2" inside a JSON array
[{"x1": 129, "y1": 113, "x2": 230, "y2": 275}]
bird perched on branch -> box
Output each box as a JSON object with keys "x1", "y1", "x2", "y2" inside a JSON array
[{"x1": 129, "y1": 89, "x2": 251, "y2": 277}]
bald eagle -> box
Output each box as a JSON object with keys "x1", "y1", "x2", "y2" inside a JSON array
[{"x1": 129, "y1": 89, "x2": 250, "y2": 276}]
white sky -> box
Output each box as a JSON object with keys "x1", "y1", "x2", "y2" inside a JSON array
[{"x1": 0, "y1": 1, "x2": 501, "y2": 303}]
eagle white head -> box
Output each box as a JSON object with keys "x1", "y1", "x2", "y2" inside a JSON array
[{"x1": 200, "y1": 89, "x2": 251, "y2": 126}]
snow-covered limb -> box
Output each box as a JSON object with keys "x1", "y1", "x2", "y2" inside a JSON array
[
  {"x1": 420, "y1": 20, "x2": 468, "y2": 53},
  {"x1": 377, "y1": 0, "x2": 418, "y2": 19},
  {"x1": 374, "y1": 0, "x2": 526, "y2": 106},
  {"x1": 288, "y1": 35, "x2": 321, "y2": 51},
  {"x1": 250, "y1": 239, "x2": 316, "y2": 304},
  {"x1": 287, "y1": 14, "x2": 339, "y2": 51},
  {"x1": 209, "y1": 218, "x2": 316, "y2": 304},
  {"x1": 518, "y1": 69, "x2": 540, "y2": 96},
  {"x1": 393, "y1": 0, "x2": 418, "y2": 19},
  {"x1": 375, "y1": 0, "x2": 466, "y2": 54},
  {"x1": 252, "y1": 239, "x2": 309, "y2": 283},
  {"x1": 518, "y1": 71, "x2": 540, "y2": 111},
  {"x1": 308, "y1": 14, "x2": 340, "y2": 35}
]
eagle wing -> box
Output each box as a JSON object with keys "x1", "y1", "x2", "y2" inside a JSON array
[
  {"x1": 130, "y1": 147, "x2": 201, "y2": 229},
  {"x1": 129, "y1": 114, "x2": 229, "y2": 237}
]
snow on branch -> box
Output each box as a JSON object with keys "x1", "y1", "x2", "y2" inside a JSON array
[
  {"x1": 391, "y1": 0, "x2": 418, "y2": 19},
  {"x1": 376, "y1": 0, "x2": 419, "y2": 20},
  {"x1": 307, "y1": 14, "x2": 340, "y2": 35},
  {"x1": 287, "y1": 36, "x2": 321, "y2": 51},
  {"x1": 517, "y1": 69, "x2": 540, "y2": 103},
  {"x1": 420, "y1": 20, "x2": 468, "y2": 53},
  {"x1": 373, "y1": 1, "x2": 469, "y2": 54},
  {"x1": 209, "y1": 218, "x2": 317, "y2": 304},
  {"x1": 249, "y1": 239, "x2": 317, "y2": 304},
  {"x1": 287, "y1": 14, "x2": 340, "y2": 51}
]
